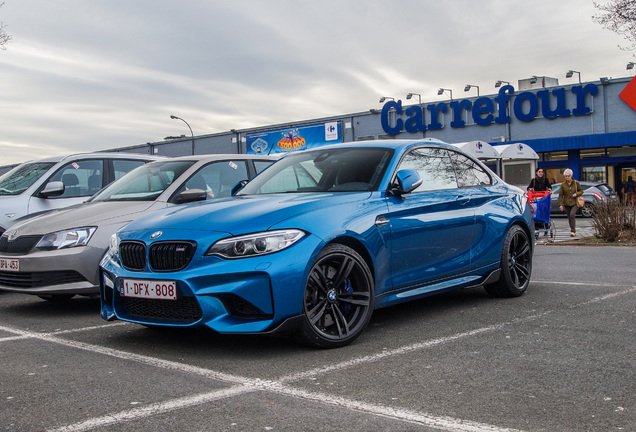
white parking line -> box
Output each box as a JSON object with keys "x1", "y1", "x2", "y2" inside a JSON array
[{"x1": 1, "y1": 285, "x2": 633, "y2": 432}]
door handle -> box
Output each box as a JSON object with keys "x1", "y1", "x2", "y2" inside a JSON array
[
  {"x1": 456, "y1": 196, "x2": 471, "y2": 205},
  {"x1": 375, "y1": 216, "x2": 389, "y2": 227}
]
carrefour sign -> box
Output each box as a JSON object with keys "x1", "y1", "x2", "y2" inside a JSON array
[{"x1": 381, "y1": 84, "x2": 598, "y2": 135}]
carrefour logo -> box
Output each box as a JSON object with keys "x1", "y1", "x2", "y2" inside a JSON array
[{"x1": 380, "y1": 84, "x2": 599, "y2": 135}]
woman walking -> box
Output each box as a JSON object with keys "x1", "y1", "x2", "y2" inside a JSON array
[
  {"x1": 558, "y1": 169, "x2": 584, "y2": 236},
  {"x1": 527, "y1": 167, "x2": 552, "y2": 192}
]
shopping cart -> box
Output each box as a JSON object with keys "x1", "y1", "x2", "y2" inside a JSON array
[{"x1": 527, "y1": 190, "x2": 556, "y2": 242}]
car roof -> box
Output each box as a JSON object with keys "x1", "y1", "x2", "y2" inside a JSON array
[
  {"x1": 17, "y1": 152, "x2": 164, "y2": 165},
  {"x1": 147, "y1": 154, "x2": 280, "y2": 163}
]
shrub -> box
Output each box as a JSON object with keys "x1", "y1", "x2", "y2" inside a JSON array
[{"x1": 590, "y1": 200, "x2": 636, "y2": 242}]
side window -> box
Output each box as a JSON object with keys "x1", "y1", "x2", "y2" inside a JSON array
[
  {"x1": 449, "y1": 151, "x2": 492, "y2": 187},
  {"x1": 397, "y1": 148, "x2": 457, "y2": 192},
  {"x1": 254, "y1": 160, "x2": 275, "y2": 174},
  {"x1": 113, "y1": 159, "x2": 147, "y2": 180},
  {"x1": 184, "y1": 160, "x2": 249, "y2": 199},
  {"x1": 48, "y1": 159, "x2": 104, "y2": 198}
]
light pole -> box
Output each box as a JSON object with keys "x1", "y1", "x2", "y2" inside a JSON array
[{"x1": 170, "y1": 115, "x2": 194, "y2": 155}]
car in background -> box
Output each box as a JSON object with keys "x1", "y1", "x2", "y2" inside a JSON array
[
  {"x1": 99, "y1": 140, "x2": 534, "y2": 348},
  {"x1": 0, "y1": 154, "x2": 277, "y2": 301},
  {"x1": 0, "y1": 153, "x2": 162, "y2": 236},
  {"x1": 550, "y1": 181, "x2": 618, "y2": 217}
]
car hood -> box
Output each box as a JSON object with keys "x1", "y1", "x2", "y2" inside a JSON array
[
  {"x1": 123, "y1": 193, "x2": 373, "y2": 236},
  {"x1": 5, "y1": 201, "x2": 165, "y2": 236}
]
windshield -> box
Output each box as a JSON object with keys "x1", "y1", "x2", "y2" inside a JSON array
[
  {"x1": 88, "y1": 160, "x2": 195, "y2": 202},
  {"x1": 0, "y1": 162, "x2": 56, "y2": 196},
  {"x1": 237, "y1": 148, "x2": 393, "y2": 195}
]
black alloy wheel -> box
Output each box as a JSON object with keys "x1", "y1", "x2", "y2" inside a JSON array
[
  {"x1": 485, "y1": 225, "x2": 532, "y2": 298},
  {"x1": 296, "y1": 243, "x2": 374, "y2": 348}
]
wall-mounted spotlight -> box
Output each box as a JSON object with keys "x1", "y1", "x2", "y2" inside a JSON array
[
  {"x1": 530, "y1": 76, "x2": 538, "y2": 84},
  {"x1": 406, "y1": 92, "x2": 421, "y2": 104},
  {"x1": 464, "y1": 84, "x2": 479, "y2": 96},
  {"x1": 379, "y1": 96, "x2": 394, "y2": 103},
  {"x1": 627, "y1": 62, "x2": 635, "y2": 70},
  {"x1": 437, "y1": 88, "x2": 453, "y2": 100},
  {"x1": 495, "y1": 80, "x2": 510, "y2": 88},
  {"x1": 566, "y1": 70, "x2": 581, "y2": 83}
]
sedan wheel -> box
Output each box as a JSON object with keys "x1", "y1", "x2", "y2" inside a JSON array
[
  {"x1": 296, "y1": 244, "x2": 374, "y2": 348},
  {"x1": 580, "y1": 204, "x2": 593, "y2": 217},
  {"x1": 485, "y1": 225, "x2": 532, "y2": 298}
]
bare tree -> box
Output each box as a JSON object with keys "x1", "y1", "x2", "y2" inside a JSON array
[
  {"x1": 593, "y1": 0, "x2": 636, "y2": 50},
  {"x1": 0, "y1": 2, "x2": 12, "y2": 50}
]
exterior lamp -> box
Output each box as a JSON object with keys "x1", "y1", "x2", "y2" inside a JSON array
[
  {"x1": 464, "y1": 84, "x2": 479, "y2": 96},
  {"x1": 379, "y1": 96, "x2": 394, "y2": 103},
  {"x1": 437, "y1": 88, "x2": 453, "y2": 100},
  {"x1": 627, "y1": 62, "x2": 635, "y2": 70},
  {"x1": 566, "y1": 70, "x2": 581, "y2": 83},
  {"x1": 170, "y1": 115, "x2": 195, "y2": 155},
  {"x1": 495, "y1": 80, "x2": 509, "y2": 88},
  {"x1": 406, "y1": 92, "x2": 421, "y2": 104}
]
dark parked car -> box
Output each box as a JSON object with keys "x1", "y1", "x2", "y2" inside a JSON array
[
  {"x1": 550, "y1": 181, "x2": 618, "y2": 217},
  {"x1": 99, "y1": 140, "x2": 535, "y2": 348}
]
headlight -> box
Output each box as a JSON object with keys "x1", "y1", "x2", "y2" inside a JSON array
[
  {"x1": 108, "y1": 233, "x2": 120, "y2": 258},
  {"x1": 35, "y1": 227, "x2": 97, "y2": 250},
  {"x1": 205, "y1": 229, "x2": 305, "y2": 259}
]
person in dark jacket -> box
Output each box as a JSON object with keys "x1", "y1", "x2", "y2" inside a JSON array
[{"x1": 527, "y1": 167, "x2": 552, "y2": 192}]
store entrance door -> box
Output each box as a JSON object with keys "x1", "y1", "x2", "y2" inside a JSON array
[{"x1": 615, "y1": 163, "x2": 636, "y2": 202}]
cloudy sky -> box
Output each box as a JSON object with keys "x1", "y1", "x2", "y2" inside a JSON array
[{"x1": 0, "y1": 0, "x2": 632, "y2": 166}]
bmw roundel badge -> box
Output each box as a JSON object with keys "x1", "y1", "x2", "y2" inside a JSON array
[{"x1": 150, "y1": 231, "x2": 163, "y2": 240}]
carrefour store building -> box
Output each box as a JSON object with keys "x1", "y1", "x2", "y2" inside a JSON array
[
  {"x1": 7, "y1": 75, "x2": 635, "y2": 194},
  {"x1": 372, "y1": 76, "x2": 636, "y2": 193}
]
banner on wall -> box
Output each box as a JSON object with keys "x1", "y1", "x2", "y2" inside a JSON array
[{"x1": 246, "y1": 122, "x2": 341, "y2": 155}]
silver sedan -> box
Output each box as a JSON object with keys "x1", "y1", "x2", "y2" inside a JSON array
[{"x1": 0, "y1": 154, "x2": 277, "y2": 301}]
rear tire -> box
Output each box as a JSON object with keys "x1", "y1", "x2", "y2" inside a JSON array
[
  {"x1": 295, "y1": 244, "x2": 374, "y2": 348},
  {"x1": 485, "y1": 225, "x2": 532, "y2": 298}
]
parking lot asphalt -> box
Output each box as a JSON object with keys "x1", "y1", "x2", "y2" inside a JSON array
[{"x1": 1, "y1": 244, "x2": 635, "y2": 432}]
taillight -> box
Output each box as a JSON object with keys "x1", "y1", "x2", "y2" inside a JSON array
[{"x1": 592, "y1": 192, "x2": 603, "y2": 200}]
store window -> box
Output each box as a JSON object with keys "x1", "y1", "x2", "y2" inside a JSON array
[
  {"x1": 581, "y1": 165, "x2": 607, "y2": 182},
  {"x1": 607, "y1": 146, "x2": 636, "y2": 158},
  {"x1": 580, "y1": 149, "x2": 606, "y2": 159},
  {"x1": 545, "y1": 167, "x2": 567, "y2": 184},
  {"x1": 544, "y1": 151, "x2": 568, "y2": 161}
]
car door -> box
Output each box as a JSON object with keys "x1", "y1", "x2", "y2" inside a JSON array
[
  {"x1": 448, "y1": 149, "x2": 503, "y2": 270},
  {"x1": 386, "y1": 147, "x2": 475, "y2": 291},
  {"x1": 27, "y1": 159, "x2": 105, "y2": 216}
]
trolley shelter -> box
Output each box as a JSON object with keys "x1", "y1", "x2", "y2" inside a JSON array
[
  {"x1": 493, "y1": 143, "x2": 540, "y2": 188},
  {"x1": 451, "y1": 141, "x2": 501, "y2": 175}
]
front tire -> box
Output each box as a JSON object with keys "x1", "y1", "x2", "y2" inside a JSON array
[
  {"x1": 485, "y1": 225, "x2": 532, "y2": 298},
  {"x1": 296, "y1": 244, "x2": 374, "y2": 348}
]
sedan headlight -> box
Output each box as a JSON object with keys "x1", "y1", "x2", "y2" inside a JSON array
[
  {"x1": 205, "y1": 229, "x2": 305, "y2": 259},
  {"x1": 36, "y1": 227, "x2": 97, "y2": 250},
  {"x1": 108, "y1": 233, "x2": 120, "y2": 258}
]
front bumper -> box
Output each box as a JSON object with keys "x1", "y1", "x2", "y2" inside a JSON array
[
  {"x1": 0, "y1": 245, "x2": 104, "y2": 295},
  {"x1": 100, "y1": 233, "x2": 323, "y2": 334}
]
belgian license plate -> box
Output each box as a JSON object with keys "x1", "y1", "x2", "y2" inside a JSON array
[
  {"x1": 120, "y1": 278, "x2": 177, "y2": 300},
  {"x1": 0, "y1": 257, "x2": 19, "y2": 272}
]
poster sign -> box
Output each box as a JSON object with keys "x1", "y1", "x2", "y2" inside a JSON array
[{"x1": 247, "y1": 122, "x2": 341, "y2": 155}]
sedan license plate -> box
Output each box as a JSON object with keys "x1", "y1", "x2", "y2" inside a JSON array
[
  {"x1": 0, "y1": 257, "x2": 19, "y2": 272},
  {"x1": 121, "y1": 278, "x2": 177, "y2": 300}
]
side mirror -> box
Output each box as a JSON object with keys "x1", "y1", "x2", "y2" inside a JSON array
[
  {"x1": 231, "y1": 180, "x2": 248, "y2": 196},
  {"x1": 389, "y1": 170, "x2": 422, "y2": 196},
  {"x1": 176, "y1": 189, "x2": 207, "y2": 204},
  {"x1": 39, "y1": 181, "x2": 65, "y2": 198}
]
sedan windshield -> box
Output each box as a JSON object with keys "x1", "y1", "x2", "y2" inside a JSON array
[
  {"x1": 0, "y1": 162, "x2": 56, "y2": 196},
  {"x1": 88, "y1": 160, "x2": 195, "y2": 202},
  {"x1": 238, "y1": 148, "x2": 392, "y2": 195}
]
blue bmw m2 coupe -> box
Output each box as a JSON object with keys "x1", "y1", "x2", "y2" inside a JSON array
[{"x1": 100, "y1": 140, "x2": 534, "y2": 348}]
